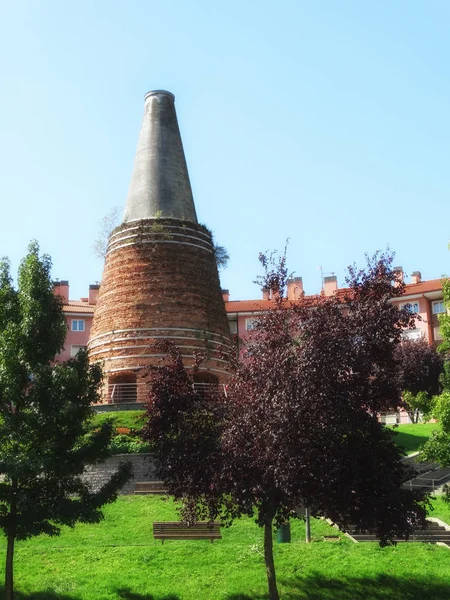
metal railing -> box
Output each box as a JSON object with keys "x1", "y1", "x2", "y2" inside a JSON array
[
  {"x1": 107, "y1": 383, "x2": 142, "y2": 404},
  {"x1": 105, "y1": 382, "x2": 227, "y2": 404},
  {"x1": 192, "y1": 382, "x2": 228, "y2": 397}
]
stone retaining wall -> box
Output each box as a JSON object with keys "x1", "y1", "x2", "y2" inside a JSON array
[
  {"x1": 93, "y1": 403, "x2": 147, "y2": 413},
  {"x1": 82, "y1": 453, "x2": 158, "y2": 495}
]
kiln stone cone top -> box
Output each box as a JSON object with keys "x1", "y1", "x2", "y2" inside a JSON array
[{"x1": 123, "y1": 90, "x2": 198, "y2": 224}]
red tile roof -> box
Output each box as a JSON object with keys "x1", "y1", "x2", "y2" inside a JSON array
[
  {"x1": 225, "y1": 296, "x2": 321, "y2": 313},
  {"x1": 226, "y1": 299, "x2": 275, "y2": 313},
  {"x1": 62, "y1": 301, "x2": 95, "y2": 314},
  {"x1": 59, "y1": 277, "x2": 446, "y2": 317},
  {"x1": 331, "y1": 278, "x2": 445, "y2": 300},
  {"x1": 402, "y1": 278, "x2": 444, "y2": 295},
  {"x1": 225, "y1": 279, "x2": 446, "y2": 313}
]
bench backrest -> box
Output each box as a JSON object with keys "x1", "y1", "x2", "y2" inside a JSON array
[{"x1": 153, "y1": 521, "x2": 221, "y2": 540}]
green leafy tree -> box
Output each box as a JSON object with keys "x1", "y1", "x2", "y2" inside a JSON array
[
  {"x1": 420, "y1": 277, "x2": 450, "y2": 481},
  {"x1": 440, "y1": 361, "x2": 450, "y2": 391},
  {"x1": 0, "y1": 242, "x2": 131, "y2": 600},
  {"x1": 213, "y1": 244, "x2": 230, "y2": 270},
  {"x1": 394, "y1": 339, "x2": 443, "y2": 423},
  {"x1": 402, "y1": 390, "x2": 433, "y2": 424},
  {"x1": 200, "y1": 224, "x2": 230, "y2": 271},
  {"x1": 438, "y1": 278, "x2": 450, "y2": 356},
  {"x1": 421, "y1": 391, "x2": 450, "y2": 467}
]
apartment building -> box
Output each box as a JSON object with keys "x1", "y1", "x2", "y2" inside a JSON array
[
  {"x1": 54, "y1": 268, "x2": 446, "y2": 366},
  {"x1": 225, "y1": 269, "x2": 446, "y2": 346}
]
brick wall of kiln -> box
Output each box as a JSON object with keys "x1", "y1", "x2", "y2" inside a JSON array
[{"x1": 88, "y1": 219, "x2": 231, "y2": 386}]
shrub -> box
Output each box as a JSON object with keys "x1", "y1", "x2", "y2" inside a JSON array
[{"x1": 109, "y1": 434, "x2": 152, "y2": 455}]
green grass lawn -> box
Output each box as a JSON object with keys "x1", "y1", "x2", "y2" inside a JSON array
[
  {"x1": 95, "y1": 415, "x2": 437, "y2": 456},
  {"x1": 91, "y1": 410, "x2": 146, "y2": 432},
  {"x1": 390, "y1": 423, "x2": 438, "y2": 455},
  {"x1": 428, "y1": 495, "x2": 450, "y2": 522},
  {"x1": 1, "y1": 495, "x2": 450, "y2": 600},
  {"x1": 93, "y1": 414, "x2": 437, "y2": 457}
]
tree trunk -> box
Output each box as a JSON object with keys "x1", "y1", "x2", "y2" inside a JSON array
[
  {"x1": 407, "y1": 410, "x2": 418, "y2": 424},
  {"x1": 305, "y1": 507, "x2": 311, "y2": 543},
  {"x1": 5, "y1": 533, "x2": 15, "y2": 600},
  {"x1": 5, "y1": 478, "x2": 17, "y2": 600},
  {"x1": 264, "y1": 520, "x2": 280, "y2": 600}
]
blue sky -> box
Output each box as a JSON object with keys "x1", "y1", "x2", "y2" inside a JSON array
[{"x1": 0, "y1": 0, "x2": 449, "y2": 301}]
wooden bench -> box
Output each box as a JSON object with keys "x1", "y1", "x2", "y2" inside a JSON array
[
  {"x1": 153, "y1": 521, "x2": 222, "y2": 543},
  {"x1": 134, "y1": 481, "x2": 168, "y2": 495}
]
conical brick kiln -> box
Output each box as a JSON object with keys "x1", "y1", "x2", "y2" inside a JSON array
[{"x1": 88, "y1": 91, "x2": 230, "y2": 403}]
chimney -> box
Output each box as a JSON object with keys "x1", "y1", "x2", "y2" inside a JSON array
[
  {"x1": 53, "y1": 280, "x2": 69, "y2": 303},
  {"x1": 262, "y1": 287, "x2": 270, "y2": 300},
  {"x1": 323, "y1": 275, "x2": 338, "y2": 297},
  {"x1": 89, "y1": 284, "x2": 100, "y2": 305},
  {"x1": 286, "y1": 276, "x2": 303, "y2": 301},
  {"x1": 221, "y1": 289, "x2": 230, "y2": 303},
  {"x1": 123, "y1": 90, "x2": 197, "y2": 224},
  {"x1": 411, "y1": 271, "x2": 422, "y2": 284},
  {"x1": 393, "y1": 266, "x2": 404, "y2": 286}
]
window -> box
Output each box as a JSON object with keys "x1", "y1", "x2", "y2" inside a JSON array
[
  {"x1": 434, "y1": 327, "x2": 443, "y2": 342},
  {"x1": 229, "y1": 321, "x2": 238, "y2": 335},
  {"x1": 400, "y1": 302, "x2": 419, "y2": 314},
  {"x1": 432, "y1": 301, "x2": 446, "y2": 314},
  {"x1": 70, "y1": 345, "x2": 86, "y2": 357},
  {"x1": 380, "y1": 412, "x2": 398, "y2": 425},
  {"x1": 71, "y1": 319, "x2": 85, "y2": 332},
  {"x1": 402, "y1": 329, "x2": 422, "y2": 341},
  {"x1": 245, "y1": 318, "x2": 258, "y2": 331}
]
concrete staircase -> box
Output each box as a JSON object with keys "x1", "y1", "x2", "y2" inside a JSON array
[
  {"x1": 405, "y1": 467, "x2": 450, "y2": 491},
  {"x1": 336, "y1": 455, "x2": 450, "y2": 546},
  {"x1": 403, "y1": 454, "x2": 450, "y2": 492},
  {"x1": 344, "y1": 519, "x2": 450, "y2": 546}
]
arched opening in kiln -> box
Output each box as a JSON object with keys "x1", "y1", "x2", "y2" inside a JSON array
[
  {"x1": 108, "y1": 372, "x2": 137, "y2": 404},
  {"x1": 193, "y1": 371, "x2": 219, "y2": 385}
]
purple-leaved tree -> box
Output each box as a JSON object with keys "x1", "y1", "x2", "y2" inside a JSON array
[
  {"x1": 143, "y1": 250, "x2": 429, "y2": 600},
  {"x1": 142, "y1": 344, "x2": 227, "y2": 523}
]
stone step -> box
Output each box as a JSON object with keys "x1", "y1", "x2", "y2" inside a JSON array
[
  {"x1": 404, "y1": 465, "x2": 450, "y2": 491},
  {"x1": 351, "y1": 536, "x2": 450, "y2": 544},
  {"x1": 345, "y1": 519, "x2": 450, "y2": 545},
  {"x1": 412, "y1": 461, "x2": 440, "y2": 474},
  {"x1": 415, "y1": 471, "x2": 450, "y2": 484},
  {"x1": 350, "y1": 531, "x2": 450, "y2": 539},
  {"x1": 347, "y1": 523, "x2": 446, "y2": 532},
  {"x1": 349, "y1": 529, "x2": 449, "y2": 536},
  {"x1": 405, "y1": 479, "x2": 450, "y2": 491},
  {"x1": 348, "y1": 526, "x2": 446, "y2": 535}
]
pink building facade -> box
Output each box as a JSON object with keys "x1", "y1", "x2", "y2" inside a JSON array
[
  {"x1": 53, "y1": 280, "x2": 96, "y2": 362},
  {"x1": 224, "y1": 268, "x2": 446, "y2": 425},
  {"x1": 225, "y1": 268, "x2": 446, "y2": 348}
]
